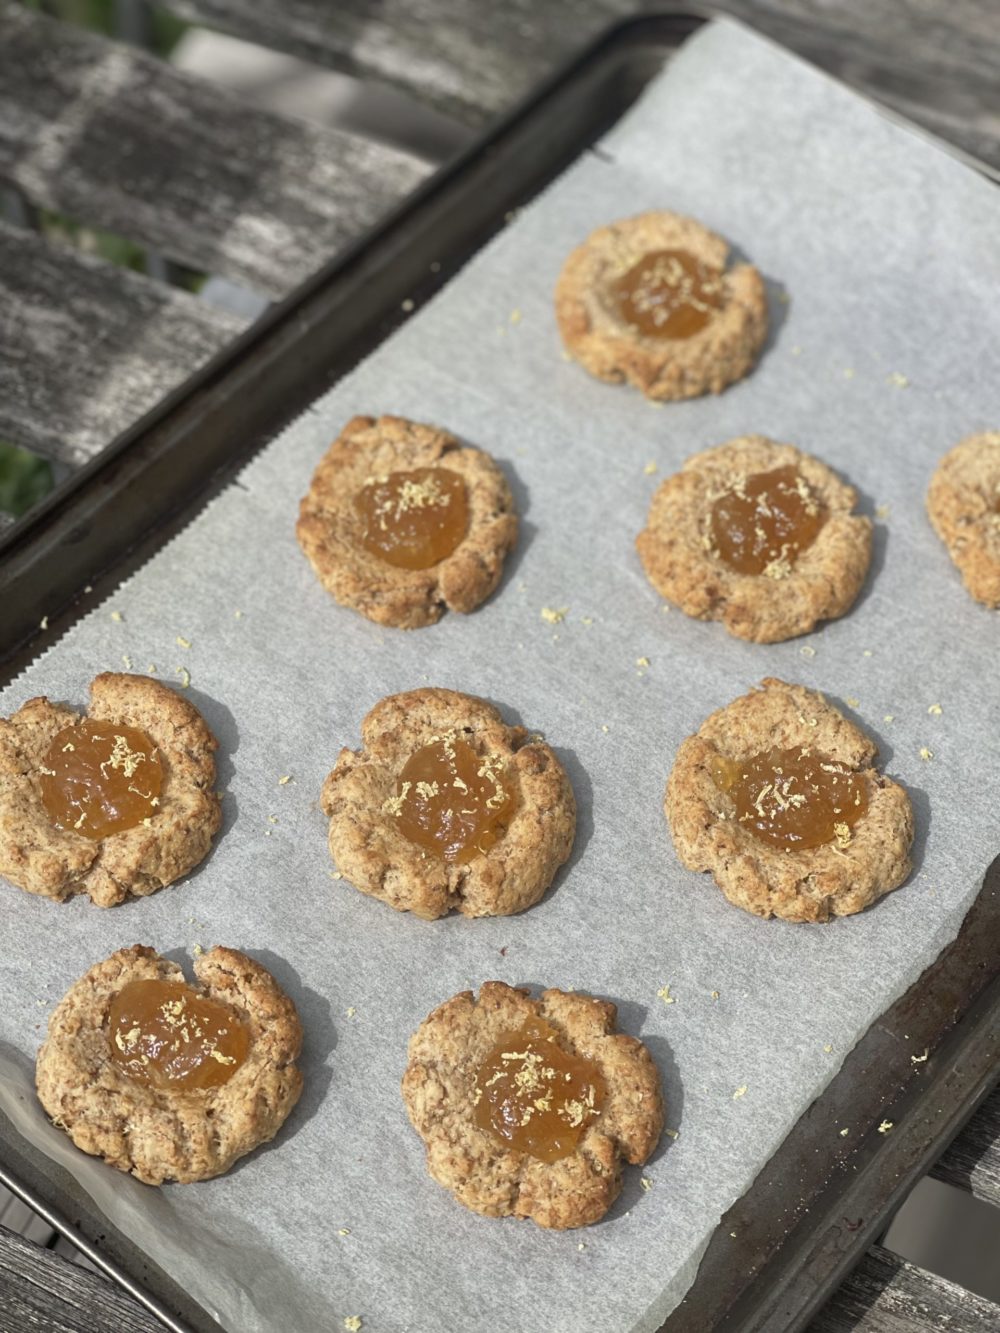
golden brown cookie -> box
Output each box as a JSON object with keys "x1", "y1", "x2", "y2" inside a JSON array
[
  {"x1": 0, "y1": 673, "x2": 222, "y2": 906},
  {"x1": 666, "y1": 679, "x2": 913, "y2": 922},
  {"x1": 36, "y1": 945, "x2": 303, "y2": 1185},
  {"x1": 554, "y1": 211, "x2": 768, "y2": 400},
  {"x1": 636, "y1": 436, "x2": 872, "y2": 642},
  {"x1": 296, "y1": 415, "x2": 518, "y2": 628},
  {"x1": 926, "y1": 431, "x2": 1000, "y2": 608},
  {"x1": 321, "y1": 688, "x2": 575, "y2": 919},
  {"x1": 402, "y1": 981, "x2": 663, "y2": 1229}
]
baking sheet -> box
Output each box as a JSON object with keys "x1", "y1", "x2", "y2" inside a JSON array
[{"x1": 2, "y1": 17, "x2": 1000, "y2": 1332}]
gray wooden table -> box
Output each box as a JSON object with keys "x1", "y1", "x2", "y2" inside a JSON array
[{"x1": 0, "y1": 2, "x2": 998, "y2": 1330}]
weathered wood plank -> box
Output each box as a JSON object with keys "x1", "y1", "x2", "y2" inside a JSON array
[
  {"x1": 930, "y1": 1084, "x2": 1000, "y2": 1208},
  {"x1": 0, "y1": 221, "x2": 245, "y2": 463},
  {"x1": 162, "y1": 0, "x2": 1000, "y2": 170},
  {"x1": 0, "y1": 1224, "x2": 164, "y2": 1333},
  {"x1": 809, "y1": 1243, "x2": 1000, "y2": 1332},
  {"x1": 0, "y1": 1, "x2": 429, "y2": 298}
]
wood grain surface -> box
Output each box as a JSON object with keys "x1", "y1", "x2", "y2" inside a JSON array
[
  {"x1": 809, "y1": 1242, "x2": 1000, "y2": 1332},
  {"x1": 0, "y1": 220, "x2": 245, "y2": 464}
]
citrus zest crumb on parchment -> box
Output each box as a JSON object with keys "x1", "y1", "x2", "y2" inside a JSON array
[
  {"x1": 40, "y1": 615, "x2": 48, "y2": 630},
  {"x1": 664, "y1": 1127, "x2": 679, "y2": 1140},
  {"x1": 176, "y1": 636, "x2": 191, "y2": 649},
  {"x1": 640, "y1": 1177, "x2": 652, "y2": 1192},
  {"x1": 799, "y1": 645, "x2": 816, "y2": 658},
  {"x1": 878, "y1": 1119, "x2": 894, "y2": 1134},
  {"x1": 886, "y1": 372, "x2": 909, "y2": 388},
  {"x1": 875, "y1": 503, "x2": 891, "y2": 520},
  {"x1": 846, "y1": 697, "x2": 860, "y2": 708},
  {"x1": 823, "y1": 1044, "x2": 833, "y2": 1053},
  {"x1": 346, "y1": 1007, "x2": 357, "y2": 1018},
  {"x1": 644, "y1": 461, "x2": 658, "y2": 475},
  {"x1": 919, "y1": 747, "x2": 934, "y2": 761},
  {"x1": 110, "y1": 610, "x2": 123, "y2": 622},
  {"x1": 344, "y1": 1319, "x2": 362, "y2": 1332},
  {"x1": 636, "y1": 656, "x2": 650, "y2": 668},
  {"x1": 541, "y1": 606, "x2": 568, "y2": 624},
  {"x1": 175, "y1": 667, "x2": 190, "y2": 689},
  {"x1": 656, "y1": 984, "x2": 675, "y2": 1006},
  {"x1": 328, "y1": 871, "x2": 343, "y2": 880},
  {"x1": 337, "y1": 1228, "x2": 351, "y2": 1237},
  {"x1": 122, "y1": 655, "x2": 132, "y2": 669},
  {"x1": 278, "y1": 775, "x2": 292, "y2": 785},
  {"x1": 927, "y1": 703, "x2": 943, "y2": 716},
  {"x1": 839, "y1": 1127, "x2": 850, "y2": 1137},
  {"x1": 733, "y1": 1085, "x2": 748, "y2": 1100},
  {"x1": 911, "y1": 1049, "x2": 929, "y2": 1064}
]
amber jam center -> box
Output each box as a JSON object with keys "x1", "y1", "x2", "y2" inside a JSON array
[
  {"x1": 711, "y1": 746, "x2": 868, "y2": 850},
  {"x1": 40, "y1": 719, "x2": 163, "y2": 842},
  {"x1": 611, "y1": 248, "x2": 724, "y2": 339},
  {"x1": 473, "y1": 1017, "x2": 606, "y2": 1163},
  {"x1": 388, "y1": 735, "x2": 516, "y2": 864},
  {"x1": 354, "y1": 467, "x2": 469, "y2": 570},
  {"x1": 108, "y1": 979, "x2": 249, "y2": 1092},
  {"x1": 709, "y1": 466, "x2": 826, "y2": 577}
]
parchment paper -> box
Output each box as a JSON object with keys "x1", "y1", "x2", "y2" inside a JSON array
[{"x1": 2, "y1": 19, "x2": 999, "y2": 1332}]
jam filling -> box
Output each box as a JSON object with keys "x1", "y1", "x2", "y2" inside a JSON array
[
  {"x1": 473, "y1": 1016, "x2": 606, "y2": 1162},
  {"x1": 711, "y1": 746, "x2": 868, "y2": 850},
  {"x1": 355, "y1": 467, "x2": 469, "y2": 570},
  {"x1": 389, "y1": 735, "x2": 516, "y2": 864},
  {"x1": 108, "y1": 979, "x2": 249, "y2": 1092},
  {"x1": 709, "y1": 466, "x2": 826, "y2": 577},
  {"x1": 611, "y1": 248, "x2": 724, "y2": 339},
  {"x1": 40, "y1": 719, "x2": 163, "y2": 841}
]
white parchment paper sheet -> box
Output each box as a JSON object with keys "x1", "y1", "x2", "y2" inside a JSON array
[{"x1": 2, "y1": 19, "x2": 999, "y2": 1332}]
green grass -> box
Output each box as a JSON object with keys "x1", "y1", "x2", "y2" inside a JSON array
[{"x1": 0, "y1": 443, "x2": 55, "y2": 517}]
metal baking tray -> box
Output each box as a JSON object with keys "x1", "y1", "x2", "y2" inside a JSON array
[{"x1": 2, "y1": 11, "x2": 998, "y2": 1332}]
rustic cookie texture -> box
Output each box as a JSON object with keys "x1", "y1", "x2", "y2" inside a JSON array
[
  {"x1": 36, "y1": 945, "x2": 303, "y2": 1185},
  {"x1": 636, "y1": 436, "x2": 872, "y2": 642},
  {"x1": 926, "y1": 431, "x2": 1000, "y2": 608},
  {"x1": 0, "y1": 673, "x2": 221, "y2": 906},
  {"x1": 296, "y1": 415, "x2": 518, "y2": 628},
  {"x1": 321, "y1": 688, "x2": 575, "y2": 919},
  {"x1": 666, "y1": 679, "x2": 913, "y2": 922},
  {"x1": 402, "y1": 981, "x2": 663, "y2": 1229},
  {"x1": 555, "y1": 211, "x2": 768, "y2": 400}
]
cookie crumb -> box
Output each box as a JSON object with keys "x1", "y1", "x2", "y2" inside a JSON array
[
  {"x1": 541, "y1": 606, "x2": 568, "y2": 624},
  {"x1": 733, "y1": 1085, "x2": 748, "y2": 1100},
  {"x1": 878, "y1": 1119, "x2": 894, "y2": 1134},
  {"x1": 886, "y1": 372, "x2": 909, "y2": 388},
  {"x1": 176, "y1": 636, "x2": 192, "y2": 649},
  {"x1": 656, "y1": 984, "x2": 675, "y2": 1006},
  {"x1": 644, "y1": 461, "x2": 658, "y2": 475},
  {"x1": 919, "y1": 747, "x2": 934, "y2": 761},
  {"x1": 175, "y1": 667, "x2": 190, "y2": 689},
  {"x1": 927, "y1": 703, "x2": 942, "y2": 716},
  {"x1": 110, "y1": 610, "x2": 123, "y2": 622}
]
